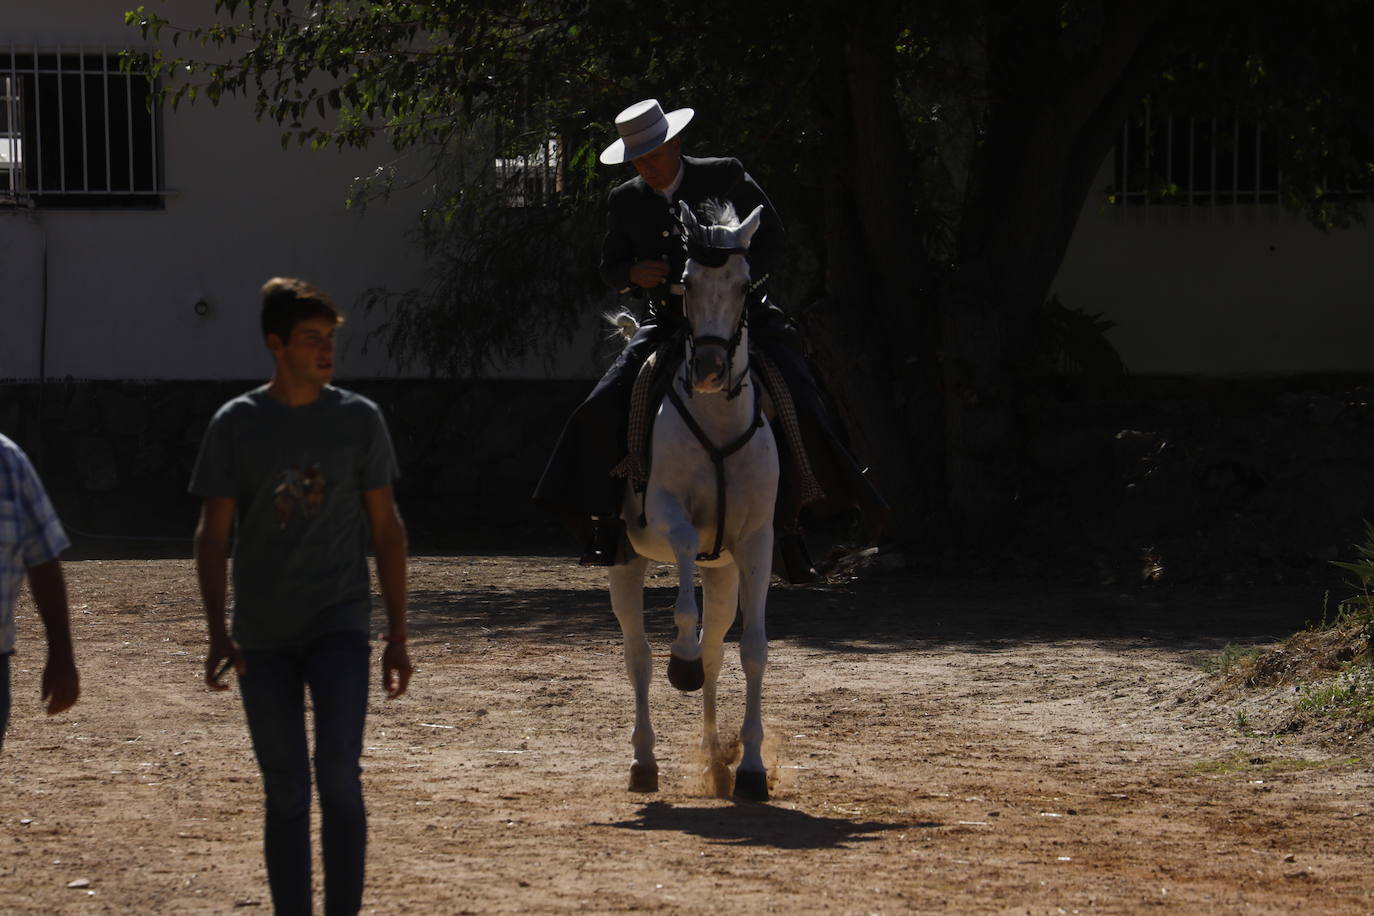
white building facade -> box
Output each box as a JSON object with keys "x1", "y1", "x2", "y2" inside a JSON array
[
  {"x1": 1052, "y1": 119, "x2": 1374, "y2": 377},
  {"x1": 4, "y1": 2, "x2": 1371, "y2": 383},
  {"x1": 1, "y1": 0, "x2": 432, "y2": 382}
]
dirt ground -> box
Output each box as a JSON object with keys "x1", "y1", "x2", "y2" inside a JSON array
[{"x1": 0, "y1": 554, "x2": 1371, "y2": 915}]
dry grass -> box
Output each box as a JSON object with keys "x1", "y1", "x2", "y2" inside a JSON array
[
  {"x1": 1216, "y1": 594, "x2": 1374, "y2": 743},
  {"x1": 1224, "y1": 617, "x2": 1370, "y2": 688}
]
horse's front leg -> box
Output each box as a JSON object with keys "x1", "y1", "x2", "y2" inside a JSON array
[
  {"x1": 733, "y1": 526, "x2": 774, "y2": 802},
  {"x1": 653, "y1": 500, "x2": 705, "y2": 692},
  {"x1": 698, "y1": 564, "x2": 739, "y2": 797},
  {"x1": 608, "y1": 556, "x2": 658, "y2": 792}
]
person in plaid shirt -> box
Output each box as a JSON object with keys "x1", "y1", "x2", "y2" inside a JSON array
[{"x1": 0, "y1": 434, "x2": 80, "y2": 746}]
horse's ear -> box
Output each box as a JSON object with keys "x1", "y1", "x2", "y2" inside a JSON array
[
  {"x1": 737, "y1": 205, "x2": 765, "y2": 250},
  {"x1": 678, "y1": 202, "x2": 700, "y2": 235}
]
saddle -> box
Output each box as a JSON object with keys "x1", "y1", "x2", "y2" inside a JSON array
[{"x1": 610, "y1": 335, "x2": 824, "y2": 513}]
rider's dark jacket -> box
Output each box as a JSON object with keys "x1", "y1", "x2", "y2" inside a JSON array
[{"x1": 598, "y1": 156, "x2": 785, "y2": 319}]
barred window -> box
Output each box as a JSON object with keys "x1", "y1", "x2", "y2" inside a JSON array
[
  {"x1": 0, "y1": 75, "x2": 19, "y2": 194},
  {"x1": 1110, "y1": 105, "x2": 1283, "y2": 207},
  {"x1": 494, "y1": 136, "x2": 562, "y2": 208},
  {"x1": 1, "y1": 48, "x2": 163, "y2": 208},
  {"x1": 1110, "y1": 103, "x2": 1374, "y2": 208}
]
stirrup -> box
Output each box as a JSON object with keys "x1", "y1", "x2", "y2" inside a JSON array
[{"x1": 579, "y1": 517, "x2": 624, "y2": 567}]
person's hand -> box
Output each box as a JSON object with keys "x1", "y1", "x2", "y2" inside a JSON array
[
  {"x1": 382, "y1": 641, "x2": 413, "y2": 699},
  {"x1": 629, "y1": 259, "x2": 670, "y2": 288},
  {"x1": 41, "y1": 648, "x2": 79, "y2": 715},
  {"x1": 205, "y1": 634, "x2": 244, "y2": 691}
]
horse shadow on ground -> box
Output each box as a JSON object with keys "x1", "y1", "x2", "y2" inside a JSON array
[
  {"x1": 596, "y1": 800, "x2": 933, "y2": 850},
  {"x1": 403, "y1": 568, "x2": 1326, "y2": 655}
]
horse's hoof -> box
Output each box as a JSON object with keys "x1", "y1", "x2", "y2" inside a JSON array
[
  {"x1": 733, "y1": 768, "x2": 769, "y2": 803},
  {"x1": 666, "y1": 654, "x2": 705, "y2": 692},
  {"x1": 629, "y1": 761, "x2": 659, "y2": 793}
]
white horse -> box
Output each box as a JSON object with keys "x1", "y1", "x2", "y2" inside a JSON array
[{"x1": 608, "y1": 200, "x2": 779, "y2": 802}]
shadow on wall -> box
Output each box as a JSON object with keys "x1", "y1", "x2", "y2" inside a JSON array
[
  {"x1": 5, "y1": 373, "x2": 1374, "y2": 586},
  {"x1": 0, "y1": 378, "x2": 588, "y2": 550}
]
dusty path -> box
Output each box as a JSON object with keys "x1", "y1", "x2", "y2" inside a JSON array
[{"x1": 0, "y1": 556, "x2": 1370, "y2": 914}]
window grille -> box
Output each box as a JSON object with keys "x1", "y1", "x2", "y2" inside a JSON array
[
  {"x1": 494, "y1": 136, "x2": 561, "y2": 208},
  {"x1": 1110, "y1": 104, "x2": 1288, "y2": 207},
  {"x1": 1, "y1": 47, "x2": 163, "y2": 208},
  {"x1": 1, "y1": 73, "x2": 20, "y2": 195}
]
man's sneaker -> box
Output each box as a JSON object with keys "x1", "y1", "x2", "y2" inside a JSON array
[{"x1": 579, "y1": 517, "x2": 624, "y2": 567}]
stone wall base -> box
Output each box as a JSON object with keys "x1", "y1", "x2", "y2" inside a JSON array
[{"x1": 0, "y1": 378, "x2": 588, "y2": 550}]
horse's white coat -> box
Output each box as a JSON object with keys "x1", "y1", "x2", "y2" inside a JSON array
[{"x1": 609, "y1": 204, "x2": 779, "y2": 796}]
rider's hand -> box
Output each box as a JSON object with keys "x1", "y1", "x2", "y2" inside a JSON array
[{"x1": 629, "y1": 260, "x2": 670, "y2": 288}]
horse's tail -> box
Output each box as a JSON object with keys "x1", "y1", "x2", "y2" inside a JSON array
[{"x1": 605, "y1": 310, "x2": 639, "y2": 343}]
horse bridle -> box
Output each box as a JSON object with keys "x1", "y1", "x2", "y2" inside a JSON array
[
  {"x1": 655, "y1": 204, "x2": 769, "y2": 561},
  {"x1": 682, "y1": 296, "x2": 751, "y2": 401},
  {"x1": 678, "y1": 221, "x2": 753, "y2": 399}
]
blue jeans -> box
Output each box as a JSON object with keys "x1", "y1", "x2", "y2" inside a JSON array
[{"x1": 240, "y1": 630, "x2": 371, "y2": 916}]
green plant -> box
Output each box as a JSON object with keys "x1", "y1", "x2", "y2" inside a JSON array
[
  {"x1": 1329, "y1": 521, "x2": 1374, "y2": 642},
  {"x1": 1032, "y1": 296, "x2": 1127, "y2": 383},
  {"x1": 1296, "y1": 665, "x2": 1374, "y2": 724}
]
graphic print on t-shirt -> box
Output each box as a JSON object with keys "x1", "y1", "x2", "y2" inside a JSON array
[{"x1": 272, "y1": 463, "x2": 327, "y2": 529}]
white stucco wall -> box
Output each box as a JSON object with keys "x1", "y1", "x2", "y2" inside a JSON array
[
  {"x1": 1052, "y1": 163, "x2": 1374, "y2": 376},
  {"x1": 11, "y1": 3, "x2": 1372, "y2": 382},
  {"x1": 1, "y1": 0, "x2": 441, "y2": 380},
  {"x1": 0, "y1": 212, "x2": 45, "y2": 378},
  {"x1": 0, "y1": 0, "x2": 613, "y2": 382}
]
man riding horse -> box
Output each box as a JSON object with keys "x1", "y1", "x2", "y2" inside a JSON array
[{"x1": 533, "y1": 99, "x2": 886, "y2": 579}]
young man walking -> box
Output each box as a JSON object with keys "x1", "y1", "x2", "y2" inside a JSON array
[
  {"x1": 191, "y1": 277, "x2": 412, "y2": 915},
  {"x1": 0, "y1": 434, "x2": 80, "y2": 746}
]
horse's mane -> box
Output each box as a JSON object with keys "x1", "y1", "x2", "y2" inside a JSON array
[
  {"x1": 695, "y1": 198, "x2": 740, "y2": 229},
  {"x1": 682, "y1": 199, "x2": 746, "y2": 268}
]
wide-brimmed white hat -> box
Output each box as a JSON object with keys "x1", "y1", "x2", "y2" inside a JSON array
[{"x1": 599, "y1": 99, "x2": 694, "y2": 165}]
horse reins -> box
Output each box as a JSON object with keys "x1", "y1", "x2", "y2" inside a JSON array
[
  {"x1": 665, "y1": 380, "x2": 765, "y2": 562},
  {"x1": 683, "y1": 303, "x2": 751, "y2": 401}
]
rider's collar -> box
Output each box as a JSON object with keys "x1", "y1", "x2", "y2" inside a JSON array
[{"x1": 653, "y1": 162, "x2": 685, "y2": 202}]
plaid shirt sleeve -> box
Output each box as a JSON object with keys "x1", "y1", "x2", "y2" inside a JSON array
[{"x1": 11, "y1": 445, "x2": 70, "y2": 568}]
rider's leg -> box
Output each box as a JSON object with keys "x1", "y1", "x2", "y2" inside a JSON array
[
  {"x1": 576, "y1": 323, "x2": 665, "y2": 564},
  {"x1": 533, "y1": 321, "x2": 664, "y2": 563},
  {"x1": 750, "y1": 300, "x2": 889, "y2": 555},
  {"x1": 747, "y1": 301, "x2": 819, "y2": 582}
]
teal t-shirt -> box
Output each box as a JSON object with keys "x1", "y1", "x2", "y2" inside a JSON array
[{"x1": 189, "y1": 386, "x2": 398, "y2": 649}]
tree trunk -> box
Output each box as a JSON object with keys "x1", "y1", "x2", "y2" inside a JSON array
[
  {"x1": 802, "y1": 5, "x2": 945, "y2": 545},
  {"x1": 804, "y1": 1, "x2": 1178, "y2": 549},
  {"x1": 939, "y1": 3, "x2": 1176, "y2": 544}
]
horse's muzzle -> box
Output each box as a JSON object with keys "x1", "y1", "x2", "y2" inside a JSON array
[{"x1": 691, "y1": 346, "x2": 728, "y2": 393}]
